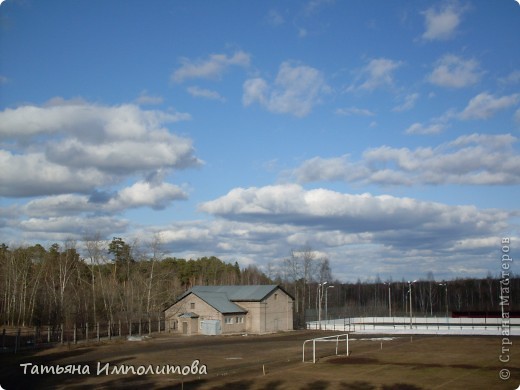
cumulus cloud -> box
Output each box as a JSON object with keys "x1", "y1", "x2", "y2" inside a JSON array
[
  {"x1": 421, "y1": 2, "x2": 466, "y2": 41},
  {"x1": 499, "y1": 70, "x2": 520, "y2": 85},
  {"x1": 348, "y1": 58, "x2": 402, "y2": 92},
  {"x1": 171, "y1": 51, "x2": 250, "y2": 83},
  {"x1": 335, "y1": 106, "x2": 375, "y2": 116},
  {"x1": 198, "y1": 184, "x2": 508, "y2": 254},
  {"x1": 393, "y1": 93, "x2": 420, "y2": 112},
  {"x1": 0, "y1": 100, "x2": 190, "y2": 141},
  {"x1": 114, "y1": 181, "x2": 187, "y2": 210},
  {"x1": 135, "y1": 91, "x2": 164, "y2": 106},
  {"x1": 187, "y1": 86, "x2": 226, "y2": 102},
  {"x1": 287, "y1": 133, "x2": 520, "y2": 185},
  {"x1": 0, "y1": 100, "x2": 201, "y2": 197},
  {"x1": 405, "y1": 122, "x2": 445, "y2": 135},
  {"x1": 0, "y1": 150, "x2": 106, "y2": 197},
  {"x1": 459, "y1": 92, "x2": 520, "y2": 120},
  {"x1": 243, "y1": 61, "x2": 328, "y2": 117},
  {"x1": 428, "y1": 54, "x2": 482, "y2": 88}
]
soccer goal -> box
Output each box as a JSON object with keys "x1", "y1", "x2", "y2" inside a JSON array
[{"x1": 302, "y1": 333, "x2": 349, "y2": 363}]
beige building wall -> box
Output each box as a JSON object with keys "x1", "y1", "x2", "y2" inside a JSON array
[
  {"x1": 164, "y1": 293, "x2": 249, "y2": 334},
  {"x1": 239, "y1": 302, "x2": 262, "y2": 333},
  {"x1": 164, "y1": 287, "x2": 294, "y2": 335},
  {"x1": 221, "y1": 313, "x2": 247, "y2": 334},
  {"x1": 239, "y1": 287, "x2": 294, "y2": 333},
  {"x1": 165, "y1": 294, "x2": 220, "y2": 335}
]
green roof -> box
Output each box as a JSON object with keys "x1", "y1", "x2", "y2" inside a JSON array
[{"x1": 176, "y1": 285, "x2": 288, "y2": 314}]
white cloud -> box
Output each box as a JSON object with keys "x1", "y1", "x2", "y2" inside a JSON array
[
  {"x1": 335, "y1": 106, "x2": 375, "y2": 116},
  {"x1": 0, "y1": 100, "x2": 201, "y2": 197},
  {"x1": 24, "y1": 194, "x2": 95, "y2": 217},
  {"x1": 285, "y1": 155, "x2": 369, "y2": 184},
  {"x1": 0, "y1": 150, "x2": 106, "y2": 197},
  {"x1": 421, "y1": 3, "x2": 466, "y2": 41},
  {"x1": 171, "y1": 51, "x2": 250, "y2": 83},
  {"x1": 112, "y1": 181, "x2": 187, "y2": 210},
  {"x1": 22, "y1": 181, "x2": 186, "y2": 219},
  {"x1": 242, "y1": 78, "x2": 269, "y2": 106},
  {"x1": 187, "y1": 86, "x2": 226, "y2": 102},
  {"x1": 348, "y1": 58, "x2": 402, "y2": 92},
  {"x1": 18, "y1": 216, "x2": 129, "y2": 242},
  {"x1": 0, "y1": 100, "x2": 190, "y2": 140},
  {"x1": 393, "y1": 93, "x2": 420, "y2": 112},
  {"x1": 243, "y1": 61, "x2": 328, "y2": 117},
  {"x1": 266, "y1": 9, "x2": 284, "y2": 26},
  {"x1": 47, "y1": 134, "x2": 199, "y2": 174},
  {"x1": 499, "y1": 70, "x2": 520, "y2": 85},
  {"x1": 428, "y1": 54, "x2": 482, "y2": 88},
  {"x1": 405, "y1": 122, "x2": 445, "y2": 135},
  {"x1": 198, "y1": 184, "x2": 508, "y2": 254},
  {"x1": 304, "y1": 0, "x2": 335, "y2": 15},
  {"x1": 135, "y1": 91, "x2": 164, "y2": 105},
  {"x1": 459, "y1": 92, "x2": 519, "y2": 120},
  {"x1": 288, "y1": 133, "x2": 520, "y2": 186}
]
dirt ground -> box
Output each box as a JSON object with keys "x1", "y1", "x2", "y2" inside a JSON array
[{"x1": 0, "y1": 330, "x2": 519, "y2": 389}]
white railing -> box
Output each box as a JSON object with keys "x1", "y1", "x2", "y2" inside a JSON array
[{"x1": 306, "y1": 317, "x2": 520, "y2": 335}]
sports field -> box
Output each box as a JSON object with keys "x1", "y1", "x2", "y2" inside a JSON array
[{"x1": 0, "y1": 330, "x2": 518, "y2": 389}]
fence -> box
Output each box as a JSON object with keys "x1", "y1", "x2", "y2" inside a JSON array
[
  {"x1": 1, "y1": 318, "x2": 166, "y2": 353},
  {"x1": 306, "y1": 316, "x2": 520, "y2": 335}
]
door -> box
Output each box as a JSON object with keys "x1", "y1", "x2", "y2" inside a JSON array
[{"x1": 182, "y1": 321, "x2": 188, "y2": 334}]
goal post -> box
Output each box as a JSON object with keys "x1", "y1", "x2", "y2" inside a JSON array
[{"x1": 302, "y1": 333, "x2": 349, "y2": 363}]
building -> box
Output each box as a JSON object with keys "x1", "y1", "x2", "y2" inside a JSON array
[{"x1": 164, "y1": 285, "x2": 294, "y2": 335}]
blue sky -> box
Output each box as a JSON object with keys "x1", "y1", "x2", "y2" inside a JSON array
[{"x1": 1, "y1": 0, "x2": 519, "y2": 282}]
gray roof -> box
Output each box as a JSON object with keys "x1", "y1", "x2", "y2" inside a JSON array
[
  {"x1": 176, "y1": 285, "x2": 288, "y2": 314},
  {"x1": 193, "y1": 291, "x2": 246, "y2": 314},
  {"x1": 191, "y1": 285, "x2": 280, "y2": 301}
]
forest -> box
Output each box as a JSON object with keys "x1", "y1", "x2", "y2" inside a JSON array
[{"x1": 1, "y1": 238, "x2": 517, "y2": 329}]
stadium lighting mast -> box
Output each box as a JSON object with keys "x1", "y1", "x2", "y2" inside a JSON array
[
  {"x1": 408, "y1": 280, "x2": 417, "y2": 329},
  {"x1": 439, "y1": 282, "x2": 448, "y2": 318},
  {"x1": 325, "y1": 285, "x2": 334, "y2": 322},
  {"x1": 384, "y1": 282, "x2": 392, "y2": 317},
  {"x1": 318, "y1": 282, "x2": 327, "y2": 329}
]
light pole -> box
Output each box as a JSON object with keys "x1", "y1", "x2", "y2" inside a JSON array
[
  {"x1": 439, "y1": 282, "x2": 448, "y2": 318},
  {"x1": 317, "y1": 282, "x2": 327, "y2": 329},
  {"x1": 384, "y1": 282, "x2": 392, "y2": 317},
  {"x1": 408, "y1": 280, "x2": 417, "y2": 329},
  {"x1": 325, "y1": 285, "x2": 334, "y2": 323}
]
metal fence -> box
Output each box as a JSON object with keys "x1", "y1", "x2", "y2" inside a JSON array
[
  {"x1": 1, "y1": 318, "x2": 166, "y2": 353},
  {"x1": 306, "y1": 316, "x2": 520, "y2": 335}
]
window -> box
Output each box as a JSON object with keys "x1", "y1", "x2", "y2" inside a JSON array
[
  {"x1": 236, "y1": 316, "x2": 244, "y2": 324},
  {"x1": 274, "y1": 293, "x2": 278, "y2": 300},
  {"x1": 190, "y1": 302, "x2": 195, "y2": 309},
  {"x1": 225, "y1": 316, "x2": 234, "y2": 324}
]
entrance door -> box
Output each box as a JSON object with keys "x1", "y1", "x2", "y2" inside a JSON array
[{"x1": 182, "y1": 321, "x2": 188, "y2": 334}]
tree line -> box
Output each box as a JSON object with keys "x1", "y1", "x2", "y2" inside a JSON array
[
  {"x1": 0, "y1": 237, "x2": 270, "y2": 328},
  {"x1": 1, "y1": 239, "x2": 516, "y2": 329},
  {"x1": 297, "y1": 275, "x2": 520, "y2": 323}
]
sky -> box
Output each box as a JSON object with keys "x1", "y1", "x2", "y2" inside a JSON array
[{"x1": 0, "y1": 0, "x2": 519, "y2": 282}]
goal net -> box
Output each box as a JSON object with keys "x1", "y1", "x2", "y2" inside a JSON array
[{"x1": 302, "y1": 333, "x2": 349, "y2": 363}]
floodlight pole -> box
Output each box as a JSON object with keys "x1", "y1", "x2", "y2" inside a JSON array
[
  {"x1": 318, "y1": 282, "x2": 327, "y2": 329},
  {"x1": 439, "y1": 282, "x2": 448, "y2": 318},
  {"x1": 408, "y1": 280, "x2": 417, "y2": 329},
  {"x1": 384, "y1": 282, "x2": 391, "y2": 317},
  {"x1": 325, "y1": 285, "x2": 334, "y2": 323}
]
